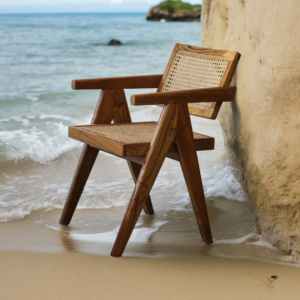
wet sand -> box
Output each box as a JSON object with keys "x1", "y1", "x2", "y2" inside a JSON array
[{"x1": 0, "y1": 201, "x2": 289, "y2": 261}]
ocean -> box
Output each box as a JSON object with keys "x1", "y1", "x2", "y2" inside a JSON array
[{"x1": 1, "y1": 13, "x2": 286, "y2": 261}]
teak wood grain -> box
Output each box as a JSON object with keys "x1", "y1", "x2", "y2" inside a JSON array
[
  {"x1": 72, "y1": 75, "x2": 163, "y2": 90},
  {"x1": 176, "y1": 104, "x2": 213, "y2": 243},
  {"x1": 112, "y1": 90, "x2": 154, "y2": 215},
  {"x1": 60, "y1": 90, "x2": 115, "y2": 225},
  {"x1": 122, "y1": 155, "x2": 145, "y2": 165},
  {"x1": 127, "y1": 162, "x2": 154, "y2": 215},
  {"x1": 111, "y1": 104, "x2": 179, "y2": 257},
  {"x1": 60, "y1": 89, "x2": 155, "y2": 224},
  {"x1": 131, "y1": 87, "x2": 236, "y2": 106}
]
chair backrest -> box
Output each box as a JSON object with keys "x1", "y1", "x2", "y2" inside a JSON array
[{"x1": 157, "y1": 43, "x2": 241, "y2": 119}]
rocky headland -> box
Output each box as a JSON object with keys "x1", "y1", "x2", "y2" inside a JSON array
[{"x1": 147, "y1": 0, "x2": 201, "y2": 22}]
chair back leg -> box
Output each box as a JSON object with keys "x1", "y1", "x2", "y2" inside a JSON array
[
  {"x1": 60, "y1": 89, "x2": 155, "y2": 225},
  {"x1": 111, "y1": 104, "x2": 179, "y2": 257},
  {"x1": 112, "y1": 90, "x2": 155, "y2": 215},
  {"x1": 176, "y1": 104, "x2": 213, "y2": 244},
  {"x1": 59, "y1": 90, "x2": 119, "y2": 225},
  {"x1": 127, "y1": 161, "x2": 154, "y2": 215}
]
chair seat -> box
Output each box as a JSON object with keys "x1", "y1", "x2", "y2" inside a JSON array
[{"x1": 69, "y1": 122, "x2": 214, "y2": 157}]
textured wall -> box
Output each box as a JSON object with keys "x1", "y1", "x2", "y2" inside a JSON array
[{"x1": 201, "y1": 0, "x2": 300, "y2": 256}]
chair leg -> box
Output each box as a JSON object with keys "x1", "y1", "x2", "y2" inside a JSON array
[
  {"x1": 59, "y1": 144, "x2": 99, "y2": 225},
  {"x1": 110, "y1": 104, "x2": 178, "y2": 257},
  {"x1": 127, "y1": 161, "x2": 154, "y2": 215},
  {"x1": 176, "y1": 104, "x2": 213, "y2": 244},
  {"x1": 112, "y1": 89, "x2": 156, "y2": 215},
  {"x1": 109, "y1": 90, "x2": 155, "y2": 216},
  {"x1": 60, "y1": 89, "x2": 117, "y2": 225}
]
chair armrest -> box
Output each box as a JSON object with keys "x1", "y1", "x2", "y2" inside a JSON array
[
  {"x1": 130, "y1": 87, "x2": 236, "y2": 106},
  {"x1": 71, "y1": 75, "x2": 163, "y2": 90}
]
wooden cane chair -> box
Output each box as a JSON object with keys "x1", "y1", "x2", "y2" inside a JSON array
[{"x1": 59, "y1": 44, "x2": 241, "y2": 257}]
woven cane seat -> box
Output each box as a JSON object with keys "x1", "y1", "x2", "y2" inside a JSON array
[{"x1": 69, "y1": 122, "x2": 214, "y2": 157}]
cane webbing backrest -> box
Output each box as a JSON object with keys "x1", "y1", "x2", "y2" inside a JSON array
[{"x1": 157, "y1": 44, "x2": 240, "y2": 119}]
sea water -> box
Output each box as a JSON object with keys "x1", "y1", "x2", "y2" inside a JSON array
[
  {"x1": 0, "y1": 13, "x2": 291, "y2": 262},
  {"x1": 0, "y1": 13, "x2": 243, "y2": 217}
]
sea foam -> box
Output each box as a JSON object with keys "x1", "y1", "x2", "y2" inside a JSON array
[
  {"x1": 0, "y1": 114, "x2": 91, "y2": 164},
  {"x1": 214, "y1": 234, "x2": 276, "y2": 250},
  {"x1": 0, "y1": 157, "x2": 244, "y2": 222},
  {"x1": 70, "y1": 221, "x2": 168, "y2": 244},
  {"x1": 0, "y1": 124, "x2": 78, "y2": 163}
]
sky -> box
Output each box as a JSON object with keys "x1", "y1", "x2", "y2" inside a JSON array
[{"x1": 0, "y1": 0, "x2": 202, "y2": 13}]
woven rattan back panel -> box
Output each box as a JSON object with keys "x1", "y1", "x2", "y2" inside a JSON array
[
  {"x1": 158, "y1": 44, "x2": 240, "y2": 119},
  {"x1": 162, "y1": 51, "x2": 230, "y2": 110}
]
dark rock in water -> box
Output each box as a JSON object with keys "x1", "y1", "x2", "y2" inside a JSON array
[
  {"x1": 146, "y1": 7, "x2": 201, "y2": 22},
  {"x1": 107, "y1": 39, "x2": 122, "y2": 46}
]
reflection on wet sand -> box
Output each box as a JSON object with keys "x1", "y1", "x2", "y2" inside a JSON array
[
  {"x1": 59, "y1": 226, "x2": 77, "y2": 252},
  {"x1": 1, "y1": 197, "x2": 289, "y2": 264}
]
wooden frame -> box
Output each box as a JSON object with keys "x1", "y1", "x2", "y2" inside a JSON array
[
  {"x1": 69, "y1": 122, "x2": 214, "y2": 156},
  {"x1": 130, "y1": 87, "x2": 236, "y2": 106},
  {"x1": 72, "y1": 74, "x2": 163, "y2": 90},
  {"x1": 59, "y1": 44, "x2": 241, "y2": 257}
]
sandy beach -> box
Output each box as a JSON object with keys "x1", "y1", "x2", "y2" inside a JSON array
[
  {"x1": 1, "y1": 142, "x2": 299, "y2": 299},
  {"x1": 1, "y1": 208, "x2": 300, "y2": 299},
  {"x1": 2, "y1": 249, "x2": 300, "y2": 300}
]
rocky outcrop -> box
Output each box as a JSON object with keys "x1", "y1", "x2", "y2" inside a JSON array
[
  {"x1": 201, "y1": 0, "x2": 300, "y2": 258},
  {"x1": 147, "y1": 7, "x2": 201, "y2": 22},
  {"x1": 106, "y1": 39, "x2": 122, "y2": 46}
]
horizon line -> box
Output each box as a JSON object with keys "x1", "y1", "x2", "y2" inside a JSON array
[{"x1": 0, "y1": 12, "x2": 148, "y2": 14}]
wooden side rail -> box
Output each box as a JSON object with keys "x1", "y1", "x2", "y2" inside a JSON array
[
  {"x1": 72, "y1": 75, "x2": 163, "y2": 90},
  {"x1": 130, "y1": 87, "x2": 236, "y2": 106}
]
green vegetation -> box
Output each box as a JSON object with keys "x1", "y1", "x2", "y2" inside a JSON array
[{"x1": 155, "y1": 0, "x2": 201, "y2": 12}]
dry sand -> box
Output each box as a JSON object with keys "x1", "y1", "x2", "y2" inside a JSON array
[
  {"x1": 1, "y1": 209, "x2": 300, "y2": 300},
  {"x1": 1, "y1": 250, "x2": 300, "y2": 300}
]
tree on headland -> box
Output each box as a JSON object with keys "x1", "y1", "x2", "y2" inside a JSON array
[
  {"x1": 155, "y1": 0, "x2": 201, "y2": 13},
  {"x1": 147, "y1": 0, "x2": 202, "y2": 22}
]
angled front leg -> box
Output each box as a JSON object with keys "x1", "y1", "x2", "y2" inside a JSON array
[
  {"x1": 112, "y1": 90, "x2": 154, "y2": 215},
  {"x1": 60, "y1": 90, "x2": 116, "y2": 225},
  {"x1": 176, "y1": 104, "x2": 213, "y2": 244},
  {"x1": 111, "y1": 104, "x2": 179, "y2": 257},
  {"x1": 127, "y1": 162, "x2": 154, "y2": 215}
]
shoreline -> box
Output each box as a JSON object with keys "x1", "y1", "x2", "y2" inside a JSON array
[
  {"x1": 2, "y1": 208, "x2": 300, "y2": 299},
  {"x1": 0, "y1": 208, "x2": 296, "y2": 263}
]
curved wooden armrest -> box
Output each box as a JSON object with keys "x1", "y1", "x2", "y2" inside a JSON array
[
  {"x1": 130, "y1": 87, "x2": 236, "y2": 106},
  {"x1": 71, "y1": 75, "x2": 163, "y2": 90}
]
